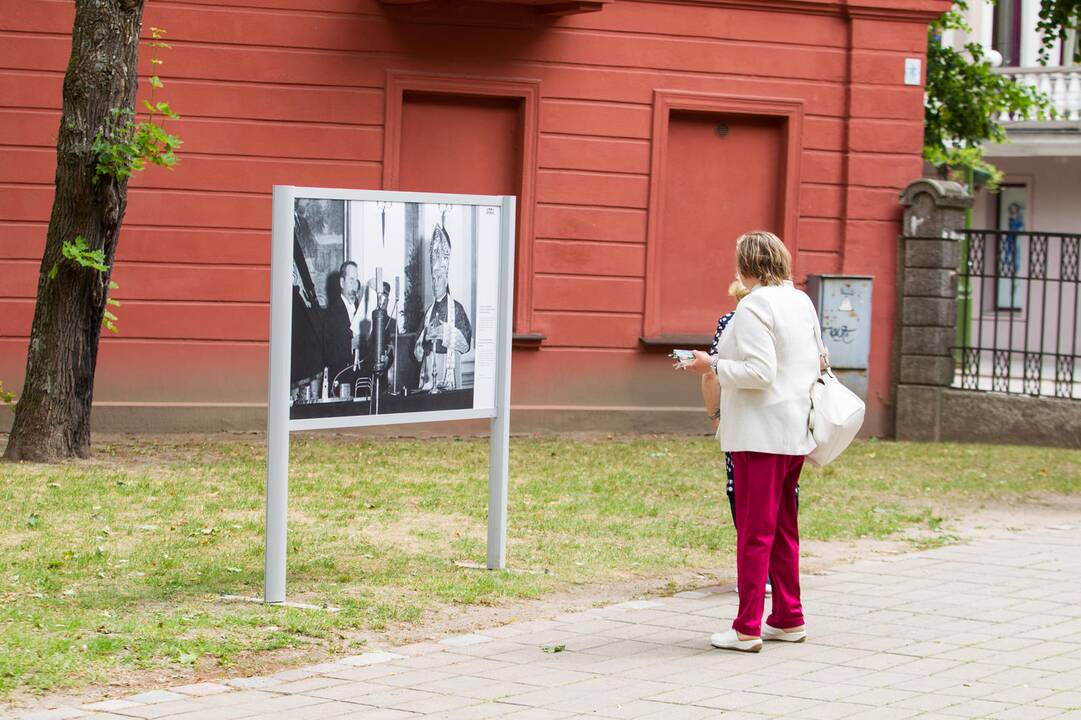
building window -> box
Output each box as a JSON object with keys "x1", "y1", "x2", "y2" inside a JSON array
[
  {"x1": 995, "y1": 184, "x2": 1028, "y2": 311},
  {"x1": 383, "y1": 74, "x2": 541, "y2": 336},
  {"x1": 641, "y1": 92, "x2": 802, "y2": 344}
]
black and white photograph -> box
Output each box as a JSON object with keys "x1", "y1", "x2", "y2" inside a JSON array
[{"x1": 286, "y1": 193, "x2": 502, "y2": 424}]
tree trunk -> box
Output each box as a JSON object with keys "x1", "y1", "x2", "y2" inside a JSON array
[{"x1": 4, "y1": 0, "x2": 146, "y2": 462}]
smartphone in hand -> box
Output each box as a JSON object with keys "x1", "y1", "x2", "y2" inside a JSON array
[{"x1": 669, "y1": 349, "x2": 695, "y2": 369}]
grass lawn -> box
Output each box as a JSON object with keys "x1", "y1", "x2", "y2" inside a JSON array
[{"x1": 1, "y1": 435, "x2": 1079, "y2": 697}]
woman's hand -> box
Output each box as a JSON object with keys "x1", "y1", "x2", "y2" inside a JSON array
[{"x1": 683, "y1": 350, "x2": 714, "y2": 375}]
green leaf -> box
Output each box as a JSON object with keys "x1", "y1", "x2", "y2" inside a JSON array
[
  {"x1": 1036, "y1": 0, "x2": 1081, "y2": 65},
  {"x1": 541, "y1": 644, "x2": 566, "y2": 654},
  {"x1": 93, "y1": 82, "x2": 182, "y2": 180},
  {"x1": 101, "y1": 300, "x2": 119, "y2": 332},
  {"x1": 154, "y1": 101, "x2": 180, "y2": 120},
  {"x1": 27, "y1": 513, "x2": 41, "y2": 529},
  {"x1": 48, "y1": 263, "x2": 58, "y2": 280},
  {"x1": 61, "y1": 236, "x2": 109, "y2": 273}
]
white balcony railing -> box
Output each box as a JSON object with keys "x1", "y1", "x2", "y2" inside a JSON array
[{"x1": 996, "y1": 66, "x2": 1081, "y2": 122}]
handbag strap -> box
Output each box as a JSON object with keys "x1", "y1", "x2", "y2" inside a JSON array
[
  {"x1": 812, "y1": 315, "x2": 831, "y2": 373},
  {"x1": 809, "y1": 316, "x2": 833, "y2": 435}
]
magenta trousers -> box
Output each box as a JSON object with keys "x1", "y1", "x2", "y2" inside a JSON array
[{"x1": 731, "y1": 451, "x2": 805, "y2": 637}]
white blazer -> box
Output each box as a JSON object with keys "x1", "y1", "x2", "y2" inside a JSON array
[{"x1": 713, "y1": 281, "x2": 822, "y2": 456}]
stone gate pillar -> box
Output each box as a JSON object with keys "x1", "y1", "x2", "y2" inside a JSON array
[{"x1": 894, "y1": 178, "x2": 973, "y2": 441}]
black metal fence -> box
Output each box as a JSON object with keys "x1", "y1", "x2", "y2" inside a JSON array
[{"x1": 955, "y1": 230, "x2": 1081, "y2": 400}]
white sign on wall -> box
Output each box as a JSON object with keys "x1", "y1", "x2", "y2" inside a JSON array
[{"x1": 904, "y1": 58, "x2": 922, "y2": 86}]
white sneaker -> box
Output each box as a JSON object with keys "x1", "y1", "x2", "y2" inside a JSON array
[
  {"x1": 710, "y1": 629, "x2": 763, "y2": 653},
  {"x1": 762, "y1": 623, "x2": 806, "y2": 643}
]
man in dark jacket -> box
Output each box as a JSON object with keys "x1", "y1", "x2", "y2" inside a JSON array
[{"x1": 323, "y1": 261, "x2": 364, "y2": 383}]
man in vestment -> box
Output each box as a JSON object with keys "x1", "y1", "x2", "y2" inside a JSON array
[{"x1": 413, "y1": 225, "x2": 472, "y2": 392}]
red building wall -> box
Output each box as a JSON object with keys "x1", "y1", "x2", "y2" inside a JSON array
[{"x1": 0, "y1": 0, "x2": 948, "y2": 435}]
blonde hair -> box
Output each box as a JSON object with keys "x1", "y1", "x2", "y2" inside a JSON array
[
  {"x1": 735, "y1": 230, "x2": 791, "y2": 287},
  {"x1": 728, "y1": 279, "x2": 751, "y2": 301}
]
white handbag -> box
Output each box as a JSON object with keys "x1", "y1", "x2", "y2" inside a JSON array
[{"x1": 807, "y1": 320, "x2": 865, "y2": 468}]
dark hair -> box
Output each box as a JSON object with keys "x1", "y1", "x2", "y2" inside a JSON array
[{"x1": 339, "y1": 260, "x2": 358, "y2": 277}]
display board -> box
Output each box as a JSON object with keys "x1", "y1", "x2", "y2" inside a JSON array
[
  {"x1": 265, "y1": 187, "x2": 516, "y2": 602},
  {"x1": 280, "y1": 189, "x2": 509, "y2": 430}
]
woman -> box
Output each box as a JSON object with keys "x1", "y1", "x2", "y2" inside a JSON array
[
  {"x1": 701, "y1": 280, "x2": 799, "y2": 598},
  {"x1": 686, "y1": 230, "x2": 822, "y2": 653}
]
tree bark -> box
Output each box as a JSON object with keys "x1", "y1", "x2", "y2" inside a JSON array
[{"x1": 4, "y1": 0, "x2": 146, "y2": 462}]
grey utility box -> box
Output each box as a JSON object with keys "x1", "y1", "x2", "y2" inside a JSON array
[{"x1": 806, "y1": 274, "x2": 873, "y2": 401}]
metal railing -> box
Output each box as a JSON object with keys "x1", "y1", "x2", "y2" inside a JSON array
[
  {"x1": 995, "y1": 65, "x2": 1081, "y2": 121},
  {"x1": 955, "y1": 230, "x2": 1081, "y2": 400}
]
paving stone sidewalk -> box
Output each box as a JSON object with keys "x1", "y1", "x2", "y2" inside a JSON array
[{"x1": 12, "y1": 523, "x2": 1081, "y2": 720}]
